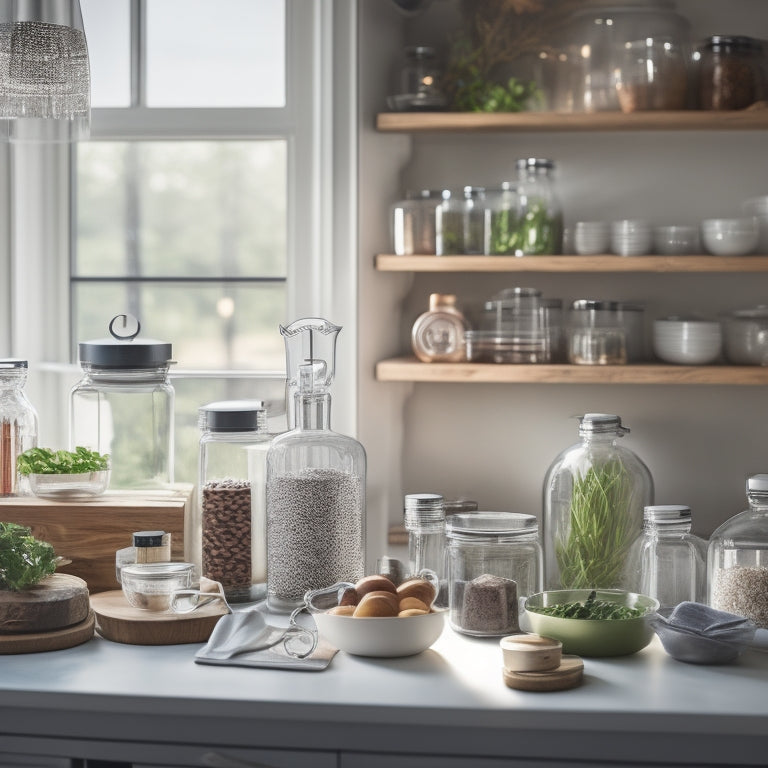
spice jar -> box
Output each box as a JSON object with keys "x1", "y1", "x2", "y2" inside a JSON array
[
  {"x1": 197, "y1": 400, "x2": 272, "y2": 603},
  {"x1": 543, "y1": 413, "x2": 654, "y2": 590},
  {"x1": 404, "y1": 493, "x2": 447, "y2": 605},
  {"x1": 513, "y1": 159, "x2": 562, "y2": 255},
  {"x1": 436, "y1": 187, "x2": 488, "y2": 255},
  {"x1": 446, "y1": 512, "x2": 542, "y2": 637},
  {"x1": 698, "y1": 36, "x2": 766, "y2": 110},
  {"x1": 391, "y1": 190, "x2": 442, "y2": 255},
  {"x1": 70, "y1": 314, "x2": 174, "y2": 489},
  {"x1": 625, "y1": 505, "x2": 707, "y2": 613},
  {"x1": 708, "y1": 474, "x2": 768, "y2": 628},
  {"x1": 0, "y1": 359, "x2": 38, "y2": 496},
  {"x1": 411, "y1": 293, "x2": 469, "y2": 363}
]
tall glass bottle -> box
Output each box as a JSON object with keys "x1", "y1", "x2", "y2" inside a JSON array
[
  {"x1": 543, "y1": 413, "x2": 653, "y2": 590},
  {"x1": 708, "y1": 474, "x2": 768, "y2": 628},
  {"x1": 0, "y1": 359, "x2": 38, "y2": 496},
  {"x1": 404, "y1": 493, "x2": 446, "y2": 605},
  {"x1": 266, "y1": 319, "x2": 366, "y2": 613}
]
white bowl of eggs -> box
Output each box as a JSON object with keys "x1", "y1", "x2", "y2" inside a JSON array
[{"x1": 305, "y1": 574, "x2": 445, "y2": 657}]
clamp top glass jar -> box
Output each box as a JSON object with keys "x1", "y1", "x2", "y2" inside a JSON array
[
  {"x1": 70, "y1": 314, "x2": 175, "y2": 489},
  {"x1": 0, "y1": 359, "x2": 38, "y2": 497}
]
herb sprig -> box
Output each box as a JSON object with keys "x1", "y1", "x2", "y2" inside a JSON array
[
  {"x1": 529, "y1": 590, "x2": 645, "y2": 621},
  {"x1": 17, "y1": 446, "x2": 110, "y2": 476},
  {"x1": 0, "y1": 522, "x2": 57, "y2": 591}
]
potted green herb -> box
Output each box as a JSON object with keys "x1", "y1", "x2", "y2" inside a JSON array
[{"x1": 17, "y1": 446, "x2": 111, "y2": 500}]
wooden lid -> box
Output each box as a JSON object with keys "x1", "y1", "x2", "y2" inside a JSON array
[{"x1": 502, "y1": 655, "x2": 584, "y2": 692}]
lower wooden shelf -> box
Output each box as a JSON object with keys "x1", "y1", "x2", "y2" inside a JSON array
[{"x1": 375, "y1": 357, "x2": 768, "y2": 385}]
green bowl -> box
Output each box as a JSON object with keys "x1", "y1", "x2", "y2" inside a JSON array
[{"x1": 524, "y1": 589, "x2": 659, "y2": 657}]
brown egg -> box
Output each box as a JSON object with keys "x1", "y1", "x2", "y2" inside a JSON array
[
  {"x1": 398, "y1": 596, "x2": 429, "y2": 613},
  {"x1": 327, "y1": 605, "x2": 355, "y2": 616},
  {"x1": 355, "y1": 574, "x2": 396, "y2": 597},
  {"x1": 353, "y1": 593, "x2": 398, "y2": 617},
  {"x1": 339, "y1": 586, "x2": 359, "y2": 607},
  {"x1": 398, "y1": 608, "x2": 428, "y2": 617},
  {"x1": 396, "y1": 578, "x2": 436, "y2": 607}
]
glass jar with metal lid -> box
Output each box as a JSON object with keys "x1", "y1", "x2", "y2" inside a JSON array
[
  {"x1": 513, "y1": 159, "x2": 562, "y2": 255},
  {"x1": 436, "y1": 186, "x2": 488, "y2": 255},
  {"x1": 625, "y1": 505, "x2": 707, "y2": 613},
  {"x1": 70, "y1": 314, "x2": 174, "y2": 489},
  {"x1": 708, "y1": 474, "x2": 768, "y2": 628},
  {"x1": 391, "y1": 190, "x2": 442, "y2": 255},
  {"x1": 567, "y1": 300, "x2": 646, "y2": 364},
  {"x1": 543, "y1": 413, "x2": 654, "y2": 591},
  {"x1": 698, "y1": 36, "x2": 766, "y2": 110},
  {"x1": 404, "y1": 493, "x2": 447, "y2": 606},
  {"x1": 446, "y1": 511, "x2": 542, "y2": 637},
  {"x1": 0, "y1": 359, "x2": 38, "y2": 496}
]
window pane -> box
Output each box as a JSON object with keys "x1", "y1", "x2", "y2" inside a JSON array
[
  {"x1": 75, "y1": 141, "x2": 286, "y2": 278},
  {"x1": 146, "y1": 0, "x2": 285, "y2": 107},
  {"x1": 80, "y1": 0, "x2": 132, "y2": 108},
  {"x1": 72, "y1": 282, "x2": 286, "y2": 371}
]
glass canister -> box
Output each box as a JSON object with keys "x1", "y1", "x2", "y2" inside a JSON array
[
  {"x1": 625, "y1": 505, "x2": 707, "y2": 613},
  {"x1": 436, "y1": 186, "x2": 488, "y2": 255},
  {"x1": 70, "y1": 314, "x2": 174, "y2": 489},
  {"x1": 197, "y1": 400, "x2": 272, "y2": 603},
  {"x1": 0, "y1": 359, "x2": 38, "y2": 496},
  {"x1": 411, "y1": 293, "x2": 468, "y2": 363},
  {"x1": 513, "y1": 159, "x2": 563, "y2": 255},
  {"x1": 543, "y1": 413, "x2": 654, "y2": 591},
  {"x1": 698, "y1": 36, "x2": 766, "y2": 110},
  {"x1": 486, "y1": 182, "x2": 519, "y2": 255},
  {"x1": 446, "y1": 512, "x2": 542, "y2": 637},
  {"x1": 391, "y1": 190, "x2": 441, "y2": 255},
  {"x1": 266, "y1": 318, "x2": 365, "y2": 613},
  {"x1": 404, "y1": 493, "x2": 447, "y2": 605},
  {"x1": 708, "y1": 474, "x2": 768, "y2": 628},
  {"x1": 392, "y1": 45, "x2": 447, "y2": 111}
]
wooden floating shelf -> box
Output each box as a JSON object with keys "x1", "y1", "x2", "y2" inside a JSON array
[
  {"x1": 376, "y1": 108, "x2": 768, "y2": 133},
  {"x1": 376, "y1": 357, "x2": 768, "y2": 386},
  {"x1": 374, "y1": 254, "x2": 768, "y2": 273}
]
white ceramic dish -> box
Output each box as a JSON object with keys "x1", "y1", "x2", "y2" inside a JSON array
[
  {"x1": 611, "y1": 220, "x2": 652, "y2": 256},
  {"x1": 742, "y1": 197, "x2": 768, "y2": 253},
  {"x1": 653, "y1": 318, "x2": 722, "y2": 365},
  {"x1": 28, "y1": 469, "x2": 110, "y2": 500},
  {"x1": 701, "y1": 217, "x2": 759, "y2": 256},
  {"x1": 722, "y1": 307, "x2": 768, "y2": 365},
  {"x1": 653, "y1": 225, "x2": 700, "y2": 255}
]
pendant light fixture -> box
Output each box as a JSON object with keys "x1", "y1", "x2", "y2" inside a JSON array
[{"x1": 0, "y1": 0, "x2": 91, "y2": 142}]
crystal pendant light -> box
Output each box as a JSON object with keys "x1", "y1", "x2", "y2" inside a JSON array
[{"x1": 0, "y1": 0, "x2": 91, "y2": 142}]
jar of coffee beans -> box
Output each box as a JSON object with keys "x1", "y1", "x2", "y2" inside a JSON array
[
  {"x1": 698, "y1": 36, "x2": 766, "y2": 110},
  {"x1": 197, "y1": 400, "x2": 272, "y2": 603}
]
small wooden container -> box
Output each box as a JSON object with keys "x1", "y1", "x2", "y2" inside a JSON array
[{"x1": 500, "y1": 633, "x2": 563, "y2": 672}]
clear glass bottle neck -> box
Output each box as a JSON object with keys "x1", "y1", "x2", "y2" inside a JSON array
[
  {"x1": 295, "y1": 391, "x2": 331, "y2": 431},
  {"x1": 0, "y1": 370, "x2": 28, "y2": 391},
  {"x1": 748, "y1": 492, "x2": 768, "y2": 512},
  {"x1": 81, "y1": 364, "x2": 170, "y2": 382},
  {"x1": 644, "y1": 521, "x2": 692, "y2": 534}
]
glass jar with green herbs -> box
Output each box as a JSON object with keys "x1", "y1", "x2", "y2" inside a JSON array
[
  {"x1": 512, "y1": 158, "x2": 563, "y2": 255},
  {"x1": 542, "y1": 413, "x2": 653, "y2": 591}
]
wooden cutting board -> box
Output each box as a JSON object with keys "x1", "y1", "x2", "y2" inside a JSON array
[
  {"x1": 0, "y1": 573, "x2": 90, "y2": 634},
  {"x1": 0, "y1": 611, "x2": 95, "y2": 654},
  {"x1": 503, "y1": 655, "x2": 584, "y2": 692},
  {"x1": 91, "y1": 590, "x2": 228, "y2": 645}
]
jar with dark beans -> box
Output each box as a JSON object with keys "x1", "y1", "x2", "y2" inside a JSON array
[{"x1": 698, "y1": 35, "x2": 766, "y2": 110}]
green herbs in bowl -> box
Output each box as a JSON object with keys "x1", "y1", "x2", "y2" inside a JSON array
[
  {"x1": 524, "y1": 589, "x2": 659, "y2": 657},
  {"x1": 17, "y1": 447, "x2": 111, "y2": 500}
]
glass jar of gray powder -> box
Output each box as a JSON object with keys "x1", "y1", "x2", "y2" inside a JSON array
[{"x1": 446, "y1": 512, "x2": 542, "y2": 637}]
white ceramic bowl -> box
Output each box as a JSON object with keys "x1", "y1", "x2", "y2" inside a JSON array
[
  {"x1": 653, "y1": 318, "x2": 722, "y2": 365},
  {"x1": 701, "y1": 217, "x2": 759, "y2": 256},
  {"x1": 722, "y1": 307, "x2": 768, "y2": 365},
  {"x1": 653, "y1": 225, "x2": 700, "y2": 255},
  {"x1": 574, "y1": 221, "x2": 610, "y2": 255},
  {"x1": 742, "y1": 197, "x2": 768, "y2": 253},
  {"x1": 611, "y1": 220, "x2": 651, "y2": 256}
]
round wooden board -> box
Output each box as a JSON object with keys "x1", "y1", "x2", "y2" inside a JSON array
[
  {"x1": 0, "y1": 610, "x2": 95, "y2": 654},
  {"x1": 90, "y1": 590, "x2": 228, "y2": 645},
  {"x1": 0, "y1": 573, "x2": 90, "y2": 634},
  {"x1": 502, "y1": 655, "x2": 584, "y2": 692}
]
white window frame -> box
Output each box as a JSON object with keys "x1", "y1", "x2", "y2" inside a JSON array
[{"x1": 4, "y1": 0, "x2": 358, "y2": 447}]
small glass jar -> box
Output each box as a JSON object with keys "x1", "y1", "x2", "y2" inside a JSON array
[
  {"x1": 446, "y1": 512, "x2": 542, "y2": 637},
  {"x1": 396, "y1": 45, "x2": 446, "y2": 110},
  {"x1": 0, "y1": 359, "x2": 38, "y2": 496},
  {"x1": 197, "y1": 400, "x2": 272, "y2": 603},
  {"x1": 70, "y1": 315, "x2": 174, "y2": 489},
  {"x1": 708, "y1": 474, "x2": 768, "y2": 628},
  {"x1": 513, "y1": 159, "x2": 562, "y2": 255},
  {"x1": 391, "y1": 190, "x2": 441, "y2": 255},
  {"x1": 411, "y1": 293, "x2": 469, "y2": 363},
  {"x1": 486, "y1": 182, "x2": 519, "y2": 255},
  {"x1": 625, "y1": 505, "x2": 707, "y2": 613},
  {"x1": 543, "y1": 413, "x2": 654, "y2": 590},
  {"x1": 404, "y1": 493, "x2": 446, "y2": 605},
  {"x1": 567, "y1": 300, "x2": 646, "y2": 364},
  {"x1": 436, "y1": 187, "x2": 488, "y2": 255},
  {"x1": 698, "y1": 36, "x2": 766, "y2": 111}
]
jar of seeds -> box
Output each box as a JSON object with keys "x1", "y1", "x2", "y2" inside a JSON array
[
  {"x1": 446, "y1": 512, "x2": 542, "y2": 637},
  {"x1": 197, "y1": 400, "x2": 272, "y2": 603},
  {"x1": 708, "y1": 474, "x2": 768, "y2": 628}
]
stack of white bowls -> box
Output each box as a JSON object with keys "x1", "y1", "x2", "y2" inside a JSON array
[
  {"x1": 611, "y1": 220, "x2": 652, "y2": 256},
  {"x1": 653, "y1": 225, "x2": 701, "y2": 255},
  {"x1": 741, "y1": 196, "x2": 768, "y2": 254},
  {"x1": 574, "y1": 221, "x2": 610, "y2": 255},
  {"x1": 653, "y1": 317, "x2": 722, "y2": 365},
  {"x1": 701, "y1": 217, "x2": 759, "y2": 256}
]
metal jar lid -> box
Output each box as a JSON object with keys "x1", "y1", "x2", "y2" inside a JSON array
[
  {"x1": 404, "y1": 493, "x2": 444, "y2": 526},
  {"x1": 78, "y1": 314, "x2": 172, "y2": 369},
  {"x1": 643, "y1": 505, "x2": 692, "y2": 525},
  {"x1": 0, "y1": 359, "x2": 28, "y2": 369},
  {"x1": 198, "y1": 400, "x2": 267, "y2": 432},
  {"x1": 747, "y1": 474, "x2": 768, "y2": 494},
  {"x1": 570, "y1": 300, "x2": 644, "y2": 313},
  {"x1": 578, "y1": 413, "x2": 630, "y2": 436},
  {"x1": 516, "y1": 158, "x2": 555, "y2": 171},
  {"x1": 133, "y1": 530, "x2": 167, "y2": 547},
  {"x1": 446, "y1": 511, "x2": 538, "y2": 539}
]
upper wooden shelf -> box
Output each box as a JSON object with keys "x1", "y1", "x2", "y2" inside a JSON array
[
  {"x1": 375, "y1": 254, "x2": 768, "y2": 273},
  {"x1": 376, "y1": 357, "x2": 768, "y2": 386},
  {"x1": 376, "y1": 108, "x2": 768, "y2": 133}
]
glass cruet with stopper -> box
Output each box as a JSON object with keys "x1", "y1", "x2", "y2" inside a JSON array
[
  {"x1": 543, "y1": 413, "x2": 654, "y2": 590},
  {"x1": 708, "y1": 474, "x2": 768, "y2": 628},
  {"x1": 625, "y1": 505, "x2": 707, "y2": 613},
  {"x1": 0, "y1": 359, "x2": 39, "y2": 496},
  {"x1": 266, "y1": 318, "x2": 366, "y2": 613}
]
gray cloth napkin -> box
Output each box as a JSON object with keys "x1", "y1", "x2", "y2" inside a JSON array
[{"x1": 194, "y1": 610, "x2": 338, "y2": 671}]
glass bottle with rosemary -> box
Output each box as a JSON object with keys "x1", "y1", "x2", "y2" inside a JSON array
[{"x1": 542, "y1": 413, "x2": 653, "y2": 590}]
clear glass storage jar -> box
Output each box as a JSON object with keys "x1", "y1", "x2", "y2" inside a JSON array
[
  {"x1": 0, "y1": 359, "x2": 38, "y2": 497},
  {"x1": 411, "y1": 293, "x2": 468, "y2": 363},
  {"x1": 513, "y1": 159, "x2": 562, "y2": 255},
  {"x1": 391, "y1": 45, "x2": 447, "y2": 111},
  {"x1": 486, "y1": 182, "x2": 519, "y2": 255},
  {"x1": 404, "y1": 492, "x2": 447, "y2": 606},
  {"x1": 436, "y1": 186, "x2": 488, "y2": 255},
  {"x1": 708, "y1": 474, "x2": 768, "y2": 628},
  {"x1": 446, "y1": 512, "x2": 542, "y2": 637},
  {"x1": 70, "y1": 315, "x2": 174, "y2": 489},
  {"x1": 391, "y1": 190, "x2": 441, "y2": 255},
  {"x1": 625, "y1": 505, "x2": 707, "y2": 613},
  {"x1": 543, "y1": 413, "x2": 654, "y2": 591},
  {"x1": 197, "y1": 400, "x2": 272, "y2": 603},
  {"x1": 567, "y1": 300, "x2": 646, "y2": 364},
  {"x1": 698, "y1": 36, "x2": 766, "y2": 111}
]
